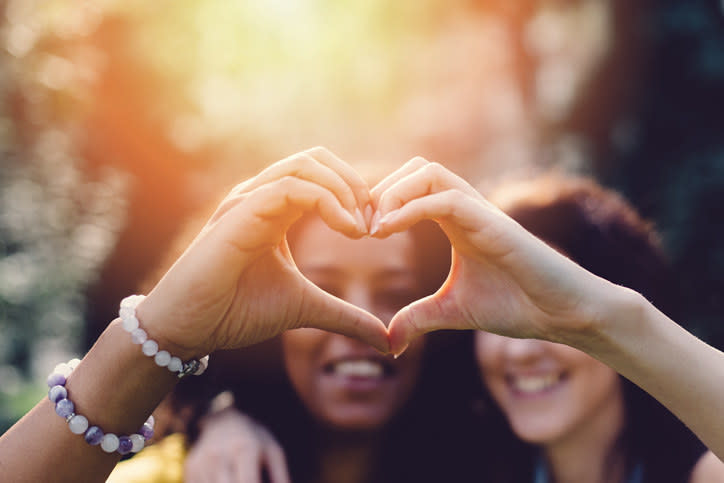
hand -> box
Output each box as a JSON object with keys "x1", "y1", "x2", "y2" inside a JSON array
[
  {"x1": 136, "y1": 147, "x2": 389, "y2": 358},
  {"x1": 371, "y1": 158, "x2": 622, "y2": 354},
  {"x1": 185, "y1": 408, "x2": 290, "y2": 483}
]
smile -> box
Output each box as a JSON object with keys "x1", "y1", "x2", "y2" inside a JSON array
[
  {"x1": 323, "y1": 358, "x2": 393, "y2": 380},
  {"x1": 507, "y1": 373, "x2": 565, "y2": 396}
]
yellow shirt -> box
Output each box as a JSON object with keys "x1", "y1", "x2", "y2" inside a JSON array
[{"x1": 106, "y1": 433, "x2": 187, "y2": 483}]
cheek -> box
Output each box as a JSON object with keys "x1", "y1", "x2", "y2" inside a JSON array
[
  {"x1": 473, "y1": 332, "x2": 504, "y2": 376},
  {"x1": 569, "y1": 359, "x2": 621, "y2": 408},
  {"x1": 281, "y1": 329, "x2": 325, "y2": 394}
]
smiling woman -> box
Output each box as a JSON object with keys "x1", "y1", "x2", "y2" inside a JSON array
[
  {"x1": 282, "y1": 216, "x2": 427, "y2": 432},
  {"x1": 474, "y1": 176, "x2": 709, "y2": 483}
]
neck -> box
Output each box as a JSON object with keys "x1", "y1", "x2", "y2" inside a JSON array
[
  {"x1": 544, "y1": 392, "x2": 626, "y2": 483},
  {"x1": 314, "y1": 429, "x2": 382, "y2": 483}
]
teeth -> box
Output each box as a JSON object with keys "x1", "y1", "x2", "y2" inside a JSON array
[
  {"x1": 511, "y1": 374, "x2": 560, "y2": 394},
  {"x1": 332, "y1": 360, "x2": 384, "y2": 378}
]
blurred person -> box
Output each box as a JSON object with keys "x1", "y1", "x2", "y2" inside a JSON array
[
  {"x1": 372, "y1": 159, "x2": 724, "y2": 480},
  {"x1": 473, "y1": 176, "x2": 723, "y2": 482}
]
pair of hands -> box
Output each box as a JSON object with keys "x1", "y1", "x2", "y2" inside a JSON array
[{"x1": 137, "y1": 147, "x2": 613, "y2": 359}]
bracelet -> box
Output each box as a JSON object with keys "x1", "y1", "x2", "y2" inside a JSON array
[
  {"x1": 47, "y1": 359, "x2": 155, "y2": 454},
  {"x1": 119, "y1": 295, "x2": 209, "y2": 378}
]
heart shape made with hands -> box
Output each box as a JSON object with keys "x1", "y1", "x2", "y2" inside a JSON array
[
  {"x1": 272, "y1": 157, "x2": 479, "y2": 356},
  {"x1": 281, "y1": 157, "x2": 586, "y2": 357},
  {"x1": 162, "y1": 150, "x2": 575, "y2": 360},
  {"x1": 287, "y1": 213, "x2": 453, "y2": 350}
]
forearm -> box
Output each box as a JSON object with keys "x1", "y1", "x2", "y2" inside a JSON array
[
  {"x1": 0, "y1": 320, "x2": 180, "y2": 482},
  {"x1": 582, "y1": 289, "x2": 724, "y2": 460}
]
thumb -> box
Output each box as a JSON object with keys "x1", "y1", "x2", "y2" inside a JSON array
[
  {"x1": 299, "y1": 285, "x2": 390, "y2": 353},
  {"x1": 388, "y1": 293, "x2": 465, "y2": 356}
]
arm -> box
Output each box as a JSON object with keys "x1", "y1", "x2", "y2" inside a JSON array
[
  {"x1": 372, "y1": 158, "x2": 724, "y2": 460},
  {"x1": 587, "y1": 289, "x2": 724, "y2": 461},
  {"x1": 0, "y1": 147, "x2": 386, "y2": 482}
]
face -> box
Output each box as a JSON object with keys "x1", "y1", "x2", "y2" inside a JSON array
[
  {"x1": 282, "y1": 217, "x2": 426, "y2": 431},
  {"x1": 475, "y1": 332, "x2": 623, "y2": 446}
]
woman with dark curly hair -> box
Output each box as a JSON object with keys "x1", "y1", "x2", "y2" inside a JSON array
[
  {"x1": 472, "y1": 176, "x2": 720, "y2": 483},
  {"x1": 373, "y1": 160, "x2": 724, "y2": 482}
]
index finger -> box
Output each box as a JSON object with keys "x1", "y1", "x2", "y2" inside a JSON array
[
  {"x1": 370, "y1": 156, "x2": 430, "y2": 206},
  {"x1": 304, "y1": 146, "x2": 371, "y2": 210}
]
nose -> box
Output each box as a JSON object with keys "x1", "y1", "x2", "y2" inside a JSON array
[
  {"x1": 502, "y1": 338, "x2": 546, "y2": 364},
  {"x1": 342, "y1": 282, "x2": 374, "y2": 318}
]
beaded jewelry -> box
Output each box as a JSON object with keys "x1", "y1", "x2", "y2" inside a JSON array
[
  {"x1": 119, "y1": 295, "x2": 209, "y2": 378},
  {"x1": 47, "y1": 359, "x2": 155, "y2": 455}
]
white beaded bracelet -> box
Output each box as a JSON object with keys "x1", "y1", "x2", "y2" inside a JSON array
[
  {"x1": 47, "y1": 359, "x2": 155, "y2": 454},
  {"x1": 119, "y1": 295, "x2": 209, "y2": 378}
]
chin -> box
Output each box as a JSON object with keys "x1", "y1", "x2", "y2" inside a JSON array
[
  {"x1": 509, "y1": 418, "x2": 565, "y2": 445},
  {"x1": 321, "y1": 408, "x2": 393, "y2": 432}
]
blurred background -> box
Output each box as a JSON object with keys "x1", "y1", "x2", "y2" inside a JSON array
[{"x1": 1, "y1": 0, "x2": 723, "y2": 432}]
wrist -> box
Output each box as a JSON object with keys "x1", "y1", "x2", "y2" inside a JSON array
[
  {"x1": 134, "y1": 295, "x2": 210, "y2": 362},
  {"x1": 570, "y1": 283, "x2": 649, "y2": 359},
  {"x1": 65, "y1": 321, "x2": 179, "y2": 437}
]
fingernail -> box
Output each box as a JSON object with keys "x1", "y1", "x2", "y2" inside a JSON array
[
  {"x1": 369, "y1": 211, "x2": 381, "y2": 235},
  {"x1": 379, "y1": 209, "x2": 398, "y2": 226},
  {"x1": 354, "y1": 207, "x2": 367, "y2": 234},
  {"x1": 343, "y1": 209, "x2": 357, "y2": 227},
  {"x1": 394, "y1": 343, "x2": 409, "y2": 359},
  {"x1": 364, "y1": 203, "x2": 374, "y2": 227}
]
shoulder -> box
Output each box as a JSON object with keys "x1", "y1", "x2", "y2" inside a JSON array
[
  {"x1": 106, "y1": 433, "x2": 188, "y2": 483},
  {"x1": 688, "y1": 451, "x2": 724, "y2": 483}
]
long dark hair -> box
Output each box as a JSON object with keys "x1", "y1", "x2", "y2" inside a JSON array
[
  {"x1": 480, "y1": 176, "x2": 705, "y2": 483},
  {"x1": 165, "y1": 214, "x2": 484, "y2": 483}
]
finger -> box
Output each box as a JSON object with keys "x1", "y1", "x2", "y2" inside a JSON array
[
  {"x1": 185, "y1": 455, "x2": 223, "y2": 483},
  {"x1": 375, "y1": 162, "x2": 481, "y2": 218},
  {"x1": 299, "y1": 282, "x2": 390, "y2": 353},
  {"x1": 234, "y1": 151, "x2": 361, "y2": 215},
  {"x1": 215, "y1": 177, "x2": 367, "y2": 252},
  {"x1": 260, "y1": 433, "x2": 291, "y2": 483},
  {"x1": 304, "y1": 146, "x2": 372, "y2": 210},
  {"x1": 388, "y1": 292, "x2": 468, "y2": 357},
  {"x1": 369, "y1": 156, "x2": 430, "y2": 204},
  {"x1": 372, "y1": 189, "x2": 485, "y2": 238},
  {"x1": 230, "y1": 455, "x2": 262, "y2": 483}
]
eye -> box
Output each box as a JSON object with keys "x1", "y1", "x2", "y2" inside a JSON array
[{"x1": 312, "y1": 280, "x2": 343, "y2": 299}]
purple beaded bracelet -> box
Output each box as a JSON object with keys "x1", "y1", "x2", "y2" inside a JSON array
[
  {"x1": 119, "y1": 295, "x2": 209, "y2": 378},
  {"x1": 47, "y1": 359, "x2": 155, "y2": 455}
]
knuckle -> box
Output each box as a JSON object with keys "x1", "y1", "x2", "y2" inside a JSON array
[
  {"x1": 306, "y1": 145, "x2": 329, "y2": 157},
  {"x1": 424, "y1": 161, "x2": 445, "y2": 176},
  {"x1": 277, "y1": 175, "x2": 298, "y2": 190},
  {"x1": 443, "y1": 188, "x2": 464, "y2": 202},
  {"x1": 409, "y1": 156, "x2": 429, "y2": 167},
  {"x1": 283, "y1": 153, "x2": 313, "y2": 173}
]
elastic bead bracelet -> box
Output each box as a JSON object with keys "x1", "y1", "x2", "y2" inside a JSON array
[
  {"x1": 47, "y1": 359, "x2": 155, "y2": 455},
  {"x1": 119, "y1": 295, "x2": 209, "y2": 378}
]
